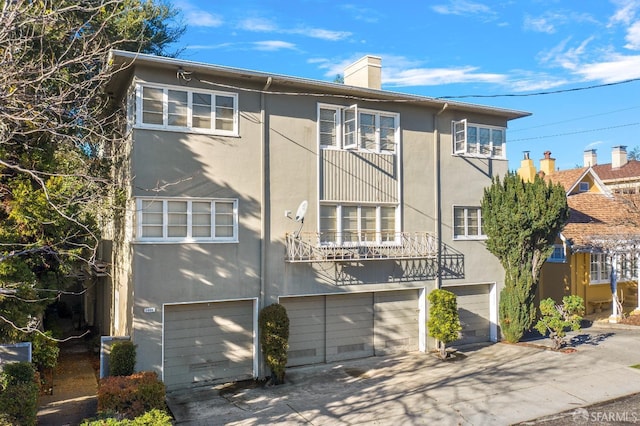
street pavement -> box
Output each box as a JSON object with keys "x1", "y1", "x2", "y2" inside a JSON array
[{"x1": 167, "y1": 323, "x2": 640, "y2": 425}]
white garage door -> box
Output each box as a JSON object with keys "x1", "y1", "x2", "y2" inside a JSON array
[
  {"x1": 163, "y1": 300, "x2": 254, "y2": 391},
  {"x1": 448, "y1": 285, "x2": 491, "y2": 346},
  {"x1": 282, "y1": 290, "x2": 419, "y2": 367}
]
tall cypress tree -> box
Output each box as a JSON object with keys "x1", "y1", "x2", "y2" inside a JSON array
[{"x1": 481, "y1": 173, "x2": 569, "y2": 343}]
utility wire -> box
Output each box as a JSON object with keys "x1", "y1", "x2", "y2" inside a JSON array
[
  {"x1": 510, "y1": 122, "x2": 640, "y2": 142},
  {"x1": 510, "y1": 105, "x2": 640, "y2": 133},
  {"x1": 437, "y1": 77, "x2": 640, "y2": 99}
]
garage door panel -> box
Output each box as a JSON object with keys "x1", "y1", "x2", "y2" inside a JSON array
[
  {"x1": 447, "y1": 285, "x2": 491, "y2": 346},
  {"x1": 281, "y1": 297, "x2": 325, "y2": 367},
  {"x1": 326, "y1": 294, "x2": 374, "y2": 362},
  {"x1": 164, "y1": 300, "x2": 254, "y2": 391},
  {"x1": 374, "y1": 290, "x2": 419, "y2": 355}
]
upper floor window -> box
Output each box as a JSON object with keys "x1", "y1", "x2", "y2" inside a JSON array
[
  {"x1": 320, "y1": 204, "x2": 398, "y2": 245},
  {"x1": 453, "y1": 206, "x2": 485, "y2": 240},
  {"x1": 453, "y1": 119, "x2": 506, "y2": 159},
  {"x1": 590, "y1": 253, "x2": 610, "y2": 284},
  {"x1": 319, "y1": 104, "x2": 398, "y2": 153},
  {"x1": 547, "y1": 244, "x2": 566, "y2": 263},
  {"x1": 130, "y1": 84, "x2": 238, "y2": 136},
  {"x1": 136, "y1": 198, "x2": 238, "y2": 243}
]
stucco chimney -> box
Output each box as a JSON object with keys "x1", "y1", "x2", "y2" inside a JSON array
[
  {"x1": 517, "y1": 151, "x2": 536, "y2": 182},
  {"x1": 540, "y1": 151, "x2": 556, "y2": 176},
  {"x1": 344, "y1": 55, "x2": 382, "y2": 90},
  {"x1": 612, "y1": 145, "x2": 628, "y2": 169},
  {"x1": 584, "y1": 149, "x2": 597, "y2": 167}
]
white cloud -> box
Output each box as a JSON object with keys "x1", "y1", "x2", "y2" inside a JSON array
[
  {"x1": 625, "y1": 20, "x2": 640, "y2": 49},
  {"x1": 538, "y1": 37, "x2": 594, "y2": 71},
  {"x1": 252, "y1": 41, "x2": 297, "y2": 51},
  {"x1": 384, "y1": 66, "x2": 505, "y2": 87},
  {"x1": 295, "y1": 28, "x2": 351, "y2": 41},
  {"x1": 608, "y1": 0, "x2": 640, "y2": 26},
  {"x1": 524, "y1": 15, "x2": 556, "y2": 34},
  {"x1": 238, "y1": 17, "x2": 278, "y2": 32},
  {"x1": 340, "y1": 4, "x2": 383, "y2": 23},
  {"x1": 432, "y1": 0, "x2": 493, "y2": 16},
  {"x1": 575, "y1": 54, "x2": 640, "y2": 82},
  {"x1": 237, "y1": 17, "x2": 350, "y2": 41},
  {"x1": 175, "y1": 1, "x2": 223, "y2": 28}
]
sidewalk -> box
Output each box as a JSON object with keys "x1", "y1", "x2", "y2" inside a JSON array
[
  {"x1": 167, "y1": 324, "x2": 640, "y2": 425},
  {"x1": 37, "y1": 338, "x2": 98, "y2": 426}
]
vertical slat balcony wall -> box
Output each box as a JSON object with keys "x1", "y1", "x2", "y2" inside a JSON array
[{"x1": 285, "y1": 232, "x2": 438, "y2": 263}]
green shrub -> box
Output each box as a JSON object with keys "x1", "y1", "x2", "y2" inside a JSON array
[
  {"x1": 30, "y1": 331, "x2": 60, "y2": 371},
  {"x1": 81, "y1": 408, "x2": 172, "y2": 425},
  {"x1": 427, "y1": 289, "x2": 462, "y2": 360},
  {"x1": 110, "y1": 341, "x2": 136, "y2": 376},
  {"x1": 0, "y1": 362, "x2": 39, "y2": 426},
  {"x1": 258, "y1": 303, "x2": 289, "y2": 384},
  {"x1": 97, "y1": 371, "x2": 166, "y2": 419},
  {"x1": 534, "y1": 295, "x2": 585, "y2": 350}
]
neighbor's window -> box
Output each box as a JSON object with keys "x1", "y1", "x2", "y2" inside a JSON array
[
  {"x1": 318, "y1": 104, "x2": 399, "y2": 153},
  {"x1": 547, "y1": 244, "x2": 566, "y2": 263},
  {"x1": 452, "y1": 119, "x2": 506, "y2": 159},
  {"x1": 136, "y1": 198, "x2": 238, "y2": 242},
  {"x1": 319, "y1": 204, "x2": 398, "y2": 245},
  {"x1": 453, "y1": 206, "x2": 485, "y2": 239},
  {"x1": 618, "y1": 253, "x2": 638, "y2": 281},
  {"x1": 134, "y1": 84, "x2": 238, "y2": 135},
  {"x1": 589, "y1": 253, "x2": 610, "y2": 284}
]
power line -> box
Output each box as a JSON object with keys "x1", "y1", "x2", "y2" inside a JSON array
[
  {"x1": 510, "y1": 122, "x2": 640, "y2": 142},
  {"x1": 510, "y1": 105, "x2": 640, "y2": 133},
  {"x1": 437, "y1": 77, "x2": 640, "y2": 99}
]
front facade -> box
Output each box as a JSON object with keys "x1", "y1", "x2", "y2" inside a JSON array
[
  {"x1": 519, "y1": 151, "x2": 640, "y2": 317},
  {"x1": 104, "y1": 51, "x2": 529, "y2": 391}
]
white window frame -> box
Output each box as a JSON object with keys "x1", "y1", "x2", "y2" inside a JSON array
[
  {"x1": 318, "y1": 103, "x2": 399, "y2": 154},
  {"x1": 547, "y1": 244, "x2": 566, "y2": 263},
  {"x1": 452, "y1": 119, "x2": 507, "y2": 159},
  {"x1": 453, "y1": 206, "x2": 485, "y2": 240},
  {"x1": 132, "y1": 83, "x2": 239, "y2": 136},
  {"x1": 135, "y1": 197, "x2": 238, "y2": 243},
  {"x1": 589, "y1": 253, "x2": 611, "y2": 284},
  {"x1": 319, "y1": 203, "x2": 399, "y2": 246}
]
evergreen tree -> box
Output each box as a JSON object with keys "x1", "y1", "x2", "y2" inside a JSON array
[
  {"x1": 481, "y1": 172, "x2": 569, "y2": 343},
  {"x1": 0, "y1": 0, "x2": 184, "y2": 341}
]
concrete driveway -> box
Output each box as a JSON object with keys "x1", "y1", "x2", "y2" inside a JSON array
[{"x1": 167, "y1": 324, "x2": 640, "y2": 425}]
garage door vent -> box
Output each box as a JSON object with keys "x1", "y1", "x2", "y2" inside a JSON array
[
  {"x1": 189, "y1": 360, "x2": 229, "y2": 372},
  {"x1": 385, "y1": 338, "x2": 409, "y2": 348},
  {"x1": 289, "y1": 349, "x2": 316, "y2": 359},
  {"x1": 338, "y1": 343, "x2": 365, "y2": 354}
]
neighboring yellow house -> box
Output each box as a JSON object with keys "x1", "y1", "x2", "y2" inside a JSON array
[{"x1": 518, "y1": 150, "x2": 640, "y2": 319}]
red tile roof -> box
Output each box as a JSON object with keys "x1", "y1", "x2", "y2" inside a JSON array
[
  {"x1": 593, "y1": 160, "x2": 640, "y2": 181},
  {"x1": 543, "y1": 167, "x2": 587, "y2": 192},
  {"x1": 562, "y1": 192, "x2": 640, "y2": 250}
]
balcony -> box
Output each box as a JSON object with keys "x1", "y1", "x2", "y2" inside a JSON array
[{"x1": 285, "y1": 232, "x2": 438, "y2": 263}]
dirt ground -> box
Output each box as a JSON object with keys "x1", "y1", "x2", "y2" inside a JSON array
[{"x1": 620, "y1": 312, "x2": 640, "y2": 325}]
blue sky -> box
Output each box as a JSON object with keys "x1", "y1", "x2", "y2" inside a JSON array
[{"x1": 169, "y1": 0, "x2": 640, "y2": 170}]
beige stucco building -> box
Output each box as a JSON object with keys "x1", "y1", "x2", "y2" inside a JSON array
[{"x1": 101, "y1": 50, "x2": 529, "y2": 391}]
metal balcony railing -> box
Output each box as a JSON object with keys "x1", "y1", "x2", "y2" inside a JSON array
[{"x1": 285, "y1": 232, "x2": 438, "y2": 263}]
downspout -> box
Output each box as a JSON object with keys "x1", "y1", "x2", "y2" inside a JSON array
[
  {"x1": 434, "y1": 103, "x2": 448, "y2": 290},
  {"x1": 259, "y1": 76, "x2": 272, "y2": 379}
]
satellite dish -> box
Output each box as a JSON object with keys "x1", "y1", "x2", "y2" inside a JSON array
[{"x1": 294, "y1": 200, "x2": 308, "y2": 223}]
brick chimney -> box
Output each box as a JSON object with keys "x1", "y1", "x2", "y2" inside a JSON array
[
  {"x1": 540, "y1": 151, "x2": 556, "y2": 176},
  {"x1": 612, "y1": 145, "x2": 628, "y2": 169},
  {"x1": 344, "y1": 55, "x2": 382, "y2": 90},
  {"x1": 517, "y1": 151, "x2": 536, "y2": 182},
  {"x1": 584, "y1": 149, "x2": 597, "y2": 167}
]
